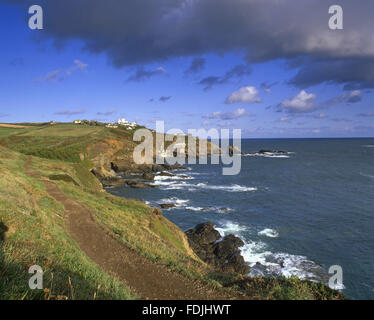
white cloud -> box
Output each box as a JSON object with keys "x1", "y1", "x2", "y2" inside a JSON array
[
  {"x1": 127, "y1": 66, "x2": 166, "y2": 82},
  {"x1": 278, "y1": 117, "x2": 292, "y2": 122},
  {"x1": 35, "y1": 60, "x2": 88, "y2": 82},
  {"x1": 54, "y1": 109, "x2": 86, "y2": 116},
  {"x1": 330, "y1": 90, "x2": 363, "y2": 104},
  {"x1": 279, "y1": 90, "x2": 317, "y2": 113},
  {"x1": 225, "y1": 86, "x2": 261, "y2": 104},
  {"x1": 313, "y1": 113, "x2": 328, "y2": 119},
  {"x1": 97, "y1": 110, "x2": 116, "y2": 116},
  {"x1": 357, "y1": 112, "x2": 374, "y2": 117},
  {"x1": 203, "y1": 108, "x2": 252, "y2": 120}
]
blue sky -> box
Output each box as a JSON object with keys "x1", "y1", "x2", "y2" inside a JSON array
[{"x1": 1, "y1": 1, "x2": 374, "y2": 138}]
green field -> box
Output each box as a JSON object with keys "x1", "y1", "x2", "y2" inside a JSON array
[{"x1": 0, "y1": 127, "x2": 27, "y2": 137}]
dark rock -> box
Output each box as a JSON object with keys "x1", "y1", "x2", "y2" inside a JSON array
[
  {"x1": 100, "y1": 177, "x2": 126, "y2": 187},
  {"x1": 152, "y1": 164, "x2": 164, "y2": 172},
  {"x1": 178, "y1": 174, "x2": 190, "y2": 179},
  {"x1": 125, "y1": 180, "x2": 156, "y2": 188},
  {"x1": 258, "y1": 149, "x2": 287, "y2": 154},
  {"x1": 142, "y1": 172, "x2": 155, "y2": 180},
  {"x1": 159, "y1": 203, "x2": 176, "y2": 209},
  {"x1": 158, "y1": 172, "x2": 175, "y2": 177},
  {"x1": 185, "y1": 222, "x2": 250, "y2": 274},
  {"x1": 152, "y1": 207, "x2": 163, "y2": 216},
  {"x1": 111, "y1": 160, "x2": 131, "y2": 173},
  {"x1": 258, "y1": 149, "x2": 274, "y2": 154},
  {"x1": 162, "y1": 163, "x2": 187, "y2": 171},
  {"x1": 138, "y1": 164, "x2": 153, "y2": 173},
  {"x1": 186, "y1": 222, "x2": 221, "y2": 247}
]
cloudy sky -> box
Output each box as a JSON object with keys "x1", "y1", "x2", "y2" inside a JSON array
[{"x1": 1, "y1": 0, "x2": 374, "y2": 138}]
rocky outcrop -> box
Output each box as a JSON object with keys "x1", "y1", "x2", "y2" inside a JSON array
[
  {"x1": 151, "y1": 207, "x2": 163, "y2": 216},
  {"x1": 185, "y1": 222, "x2": 250, "y2": 274},
  {"x1": 91, "y1": 168, "x2": 125, "y2": 187},
  {"x1": 257, "y1": 149, "x2": 288, "y2": 154},
  {"x1": 142, "y1": 172, "x2": 155, "y2": 180},
  {"x1": 125, "y1": 180, "x2": 156, "y2": 188},
  {"x1": 159, "y1": 203, "x2": 176, "y2": 209}
]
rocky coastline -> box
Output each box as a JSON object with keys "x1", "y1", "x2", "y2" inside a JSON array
[{"x1": 95, "y1": 156, "x2": 251, "y2": 276}]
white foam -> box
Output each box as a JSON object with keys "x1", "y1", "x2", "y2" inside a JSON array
[
  {"x1": 186, "y1": 206, "x2": 205, "y2": 211},
  {"x1": 152, "y1": 179, "x2": 188, "y2": 190},
  {"x1": 258, "y1": 228, "x2": 279, "y2": 238},
  {"x1": 195, "y1": 183, "x2": 258, "y2": 192},
  {"x1": 154, "y1": 179, "x2": 257, "y2": 193},
  {"x1": 262, "y1": 154, "x2": 290, "y2": 158},
  {"x1": 243, "y1": 246, "x2": 326, "y2": 282},
  {"x1": 240, "y1": 241, "x2": 272, "y2": 266},
  {"x1": 359, "y1": 172, "x2": 374, "y2": 179},
  {"x1": 159, "y1": 197, "x2": 189, "y2": 207},
  {"x1": 185, "y1": 206, "x2": 233, "y2": 213},
  {"x1": 215, "y1": 221, "x2": 247, "y2": 237},
  {"x1": 329, "y1": 282, "x2": 345, "y2": 290},
  {"x1": 212, "y1": 206, "x2": 234, "y2": 213},
  {"x1": 215, "y1": 221, "x2": 327, "y2": 283},
  {"x1": 243, "y1": 152, "x2": 290, "y2": 158},
  {"x1": 154, "y1": 174, "x2": 193, "y2": 181},
  {"x1": 362, "y1": 145, "x2": 374, "y2": 148}
]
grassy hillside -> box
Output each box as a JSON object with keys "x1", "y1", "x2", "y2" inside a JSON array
[
  {"x1": 0, "y1": 123, "x2": 116, "y2": 163},
  {"x1": 0, "y1": 146, "x2": 135, "y2": 299},
  {"x1": 0, "y1": 123, "x2": 345, "y2": 300}
]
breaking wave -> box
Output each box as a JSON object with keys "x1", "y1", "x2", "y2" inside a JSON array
[
  {"x1": 258, "y1": 228, "x2": 279, "y2": 238},
  {"x1": 215, "y1": 221, "x2": 328, "y2": 283}
]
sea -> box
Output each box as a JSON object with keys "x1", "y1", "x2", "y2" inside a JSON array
[{"x1": 107, "y1": 138, "x2": 374, "y2": 300}]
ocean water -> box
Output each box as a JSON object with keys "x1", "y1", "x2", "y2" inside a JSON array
[{"x1": 108, "y1": 138, "x2": 374, "y2": 300}]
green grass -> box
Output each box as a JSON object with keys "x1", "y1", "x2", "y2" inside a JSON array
[
  {"x1": 221, "y1": 275, "x2": 346, "y2": 300},
  {"x1": 48, "y1": 174, "x2": 79, "y2": 186},
  {"x1": 0, "y1": 127, "x2": 27, "y2": 137},
  {"x1": 19, "y1": 125, "x2": 103, "y2": 137},
  {"x1": 0, "y1": 125, "x2": 346, "y2": 300},
  {"x1": 0, "y1": 123, "x2": 135, "y2": 164},
  {"x1": 0, "y1": 146, "x2": 206, "y2": 299},
  {"x1": 0, "y1": 147, "x2": 136, "y2": 300}
]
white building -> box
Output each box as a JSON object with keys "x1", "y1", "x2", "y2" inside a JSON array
[
  {"x1": 117, "y1": 118, "x2": 138, "y2": 129},
  {"x1": 73, "y1": 120, "x2": 82, "y2": 124},
  {"x1": 106, "y1": 123, "x2": 118, "y2": 128},
  {"x1": 118, "y1": 118, "x2": 130, "y2": 125}
]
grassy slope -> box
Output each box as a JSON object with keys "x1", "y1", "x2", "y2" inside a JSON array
[
  {"x1": 0, "y1": 147, "x2": 136, "y2": 299},
  {"x1": 0, "y1": 124, "x2": 345, "y2": 300}
]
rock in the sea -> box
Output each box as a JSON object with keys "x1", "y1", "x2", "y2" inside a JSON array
[
  {"x1": 142, "y1": 172, "x2": 155, "y2": 180},
  {"x1": 152, "y1": 164, "x2": 164, "y2": 173},
  {"x1": 125, "y1": 180, "x2": 156, "y2": 188},
  {"x1": 111, "y1": 160, "x2": 132, "y2": 173},
  {"x1": 178, "y1": 174, "x2": 190, "y2": 179},
  {"x1": 162, "y1": 163, "x2": 186, "y2": 171},
  {"x1": 158, "y1": 172, "x2": 175, "y2": 177},
  {"x1": 100, "y1": 177, "x2": 126, "y2": 187},
  {"x1": 159, "y1": 203, "x2": 177, "y2": 209},
  {"x1": 91, "y1": 169, "x2": 125, "y2": 187},
  {"x1": 258, "y1": 149, "x2": 287, "y2": 154},
  {"x1": 228, "y1": 145, "x2": 243, "y2": 156},
  {"x1": 185, "y1": 222, "x2": 250, "y2": 274}
]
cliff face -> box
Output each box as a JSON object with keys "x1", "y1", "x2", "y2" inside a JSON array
[
  {"x1": 86, "y1": 133, "x2": 222, "y2": 181},
  {"x1": 0, "y1": 124, "x2": 222, "y2": 182}
]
